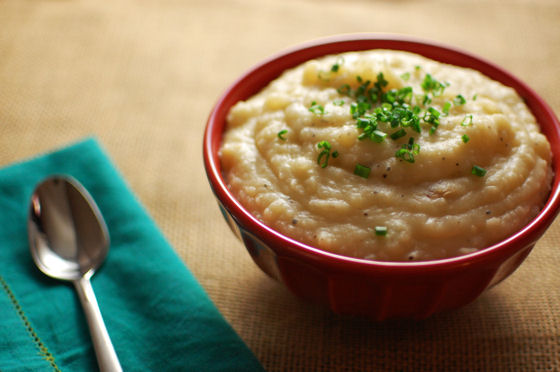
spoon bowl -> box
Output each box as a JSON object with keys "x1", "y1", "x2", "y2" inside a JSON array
[
  {"x1": 29, "y1": 175, "x2": 109, "y2": 281},
  {"x1": 28, "y1": 175, "x2": 122, "y2": 372}
]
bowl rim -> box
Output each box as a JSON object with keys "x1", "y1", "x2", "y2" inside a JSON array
[{"x1": 203, "y1": 33, "x2": 560, "y2": 274}]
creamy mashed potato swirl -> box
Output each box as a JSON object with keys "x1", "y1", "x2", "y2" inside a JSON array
[{"x1": 220, "y1": 50, "x2": 553, "y2": 261}]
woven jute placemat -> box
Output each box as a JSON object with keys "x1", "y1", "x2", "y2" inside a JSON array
[{"x1": 1, "y1": 0, "x2": 559, "y2": 370}]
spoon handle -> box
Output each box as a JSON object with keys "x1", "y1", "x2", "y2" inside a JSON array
[{"x1": 74, "y1": 277, "x2": 123, "y2": 372}]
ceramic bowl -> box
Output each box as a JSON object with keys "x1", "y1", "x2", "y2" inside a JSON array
[{"x1": 203, "y1": 34, "x2": 560, "y2": 320}]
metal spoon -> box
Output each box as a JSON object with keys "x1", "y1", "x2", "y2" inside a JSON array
[{"x1": 28, "y1": 175, "x2": 122, "y2": 372}]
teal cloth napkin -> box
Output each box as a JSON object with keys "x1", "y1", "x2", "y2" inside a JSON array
[{"x1": 0, "y1": 138, "x2": 264, "y2": 372}]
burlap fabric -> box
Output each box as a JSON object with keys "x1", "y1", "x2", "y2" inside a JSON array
[{"x1": 1, "y1": 0, "x2": 559, "y2": 370}]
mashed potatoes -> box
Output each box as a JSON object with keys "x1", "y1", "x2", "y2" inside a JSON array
[{"x1": 220, "y1": 50, "x2": 553, "y2": 261}]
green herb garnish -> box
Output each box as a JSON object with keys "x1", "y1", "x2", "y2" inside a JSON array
[
  {"x1": 471, "y1": 165, "x2": 487, "y2": 177},
  {"x1": 351, "y1": 101, "x2": 372, "y2": 119},
  {"x1": 421, "y1": 73, "x2": 446, "y2": 97},
  {"x1": 354, "y1": 164, "x2": 371, "y2": 179},
  {"x1": 374, "y1": 72, "x2": 389, "y2": 93},
  {"x1": 317, "y1": 141, "x2": 337, "y2": 168},
  {"x1": 371, "y1": 129, "x2": 387, "y2": 143},
  {"x1": 454, "y1": 94, "x2": 467, "y2": 105},
  {"x1": 277, "y1": 129, "x2": 288, "y2": 141},
  {"x1": 309, "y1": 101, "x2": 326, "y2": 115},
  {"x1": 375, "y1": 226, "x2": 388, "y2": 236},
  {"x1": 462, "y1": 134, "x2": 470, "y2": 143},
  {"x1": 461, "y1": 114, "x2": 473, "y2": 126},
  {"x1": 337, "y1": 84, "x2": 352, "y2": 95},
  {"x1": 395, "y1": 137, "x2": 420, "y2": 163},
  {"x1": 340, "y1": 73, "x2": 424, "y2": 146},
  {"x1": 328, "y1": 68, "x2": 474, "y2": 166},
  {"x1": 423, "y1": 107, "x2": 441, "y2": 134},
  {"x1": 331, "y1": 57, "x2": 344, "y2": 73},
  {"x1": 442, "y1": 101, "x2": 452, "y2": 115},
  {"x1": 390, "y1": 128, "x2": 407, "y2": 140}
]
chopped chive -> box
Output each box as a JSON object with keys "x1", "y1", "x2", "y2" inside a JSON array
[
  {"x1": 309, "y1": 101, "x2": 326, "y2": 115},
  {"x1": 426, "y1": 107, "x2": 441, "y2": 120},
  {"x1": 277, "y1": 129, "x2": 288, "y2": 141},
  {"x1": 333, "y1": 99, "x2": 345, "y2": 106},
  {"x1": 317, "y1": 141, "x2": 337, "y2": 168},
  {"x1": 472, "y1": 94, "x2": 478, "y2": 101},
  {"x1": 395, "y1": 137, "x2": 420, "y2": 163},
  {"x1": 395, "y1": 148, "x2": 415, "y2": 163},
  {"x1": 471, "y1": 165, "x2": 487, "y2": 177},
  {"x1": 354, "y1": 164, "x2": 371, "y2": 179},
  {"x1": 317, "y1": 152, "x2": 329, "y2": 168},
  {"x1": 421, "y1": 73, "x2": 446, "y2": 96},
  {"x1": 424, "y1": 107, "x2": 441, "y2": 133},
  {"x1": 351, "y1": 101, "x2": 371, "y2": 118},
  {"x1": 399, "y1": 149, "x2": 418, "y2": 163},
  {"x1": 454, "y1": 94, "x2": 467, "y2": 105},
  {"x1": 375, "y1": 72, "x2": 388, "y2": 91},
  {"x1": 337, "y1": 84, "x2": 352, "y2": 95},
  {"x1": 338, "y1": 67, "x2": 476, "y2": 165},
  {"x1": 317, "y1": 140, "x2": 331, "y2": 150},
  {"x1": 375, "y1": 226, "x2": 388, "y2": 236},
  {"x1": 442, "y1": 101, "x2": 452, "y2": 115},
  {"x1": 372, "y1": 130, "x2": 387, "y2": 143},
  {"x1": 390, "y1": 128, "x2": 407, "y2": 140},
  {"x1": 461, "y1": 114, "x2": 473, "y2": 126},
  {"x1": 330, "y1": 57, "x2": 344, "y2": 72}
]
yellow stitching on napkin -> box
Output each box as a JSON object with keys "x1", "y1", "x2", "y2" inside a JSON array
[{"x1": 0, "y1": 275, "x2": 61, "y2": 372}]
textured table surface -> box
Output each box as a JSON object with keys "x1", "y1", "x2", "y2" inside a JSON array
[{"x1": 1, "y1": 0, "x2": 559, "y2": 370}]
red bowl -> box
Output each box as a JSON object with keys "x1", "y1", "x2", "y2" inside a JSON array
[{"x1": 203, "y1": 34, "x2": 560, "y2": 320}]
